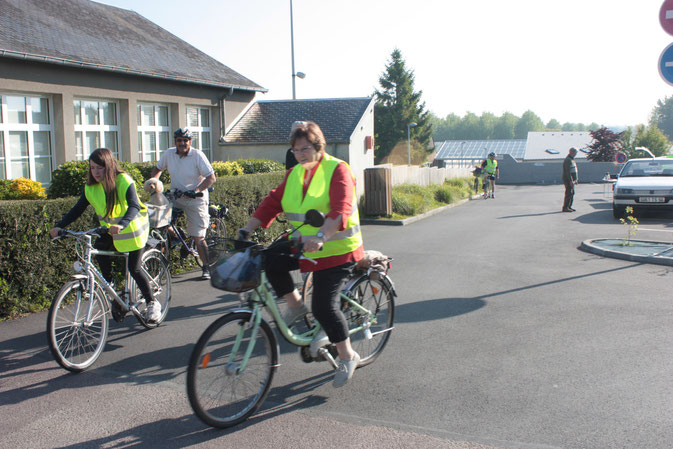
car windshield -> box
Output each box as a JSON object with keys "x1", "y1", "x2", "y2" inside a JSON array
[{"x1": 620, "y1": 160, "x2": 673, "y2": 177}]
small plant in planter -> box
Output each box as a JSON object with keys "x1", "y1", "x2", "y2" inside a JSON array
[{"x1": 619, "y1": 206, "x2": 638, "y2": 246}]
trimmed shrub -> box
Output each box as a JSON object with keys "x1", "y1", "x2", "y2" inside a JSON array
[
  {"x1": 135, "y1": 161, "x2": 171, "y2": 185},
  {"x1": 48, "y1": 160, "x2": 144, "y2": 199},
  {"x1": 0, "y1": 178, "x2": 46, "y2": 200},
  {"x1": 236, "y1": 158, "x2": 284, "y2": 174},
  {"x1": 0, "y1": 171, "x2": 287, "y2": 320},
  {"x1": 212, "y1": 161, "x2": 244, "y2": 177},
  {"x1": 47, "y1": 161, "x2": 89, "y2": 198}
]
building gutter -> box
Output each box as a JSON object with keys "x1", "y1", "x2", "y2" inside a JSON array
[{"x1": 0, "y1": 49, "x2": 268, "y2": 93}]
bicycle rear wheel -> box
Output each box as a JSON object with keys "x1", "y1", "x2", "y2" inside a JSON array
[
  {"x1": 187, "y1": 311, "x2": 277, "y2": 428},
  {"x1": 133, "y1": 249, "x2": 172, "y2": 329},
  {"x1": 343, "y1": 275, "x2": 395, "y2": 366},
  {"x1": 47, "y1": 280, "x2": 109, "y2": 372}
]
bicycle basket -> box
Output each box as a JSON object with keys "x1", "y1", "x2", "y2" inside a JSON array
[
  {"x1": 211, "y1": 244, "x2": 262, "y2": 292},
  {"x1": 147, "y1": 203, "x2": 172, "y2": 228}
]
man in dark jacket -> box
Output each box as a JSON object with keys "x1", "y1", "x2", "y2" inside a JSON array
[{"x1": 562, "y1": 147, "x2": 579, "y2": 212}]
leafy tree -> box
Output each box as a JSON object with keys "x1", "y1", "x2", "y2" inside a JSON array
[
  {"x1": 514, "y1": 110, "x2": 545, "y2": 139},
  {"x1": 631, "y1": 124, "x2": 670, "y2": 157},
  {"x1": 479, "y1": 112, "x2": 497, "y2": 139},
  {"x1": 586, "y1": 127, "x2": 624, "y2": 162},
  {"x1": 546, "y1": 119, "x2": 561, "y2": 130},
  {"x1": 492, "y1": 112, "x2": 519, "y2": 139},
  {"x1": 374, "y1": 48, "x2": 432, "y2": 164},
  {"x1": 650, "y1": 95, "x2": 673, "y2": 141}
]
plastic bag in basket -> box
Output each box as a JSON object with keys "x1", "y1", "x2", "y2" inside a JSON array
[{"x1": 211, "y1": 246, "x2": 262, "y2": 292}]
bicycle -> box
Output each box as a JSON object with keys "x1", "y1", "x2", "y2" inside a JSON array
[
  {"x1": 186, "y1": 210, "x2": 396, "y2": 428},
  {"x1": 147, "y1": 188, "x2": 227, "y2": 268},
  {"x1": 47, "y1": 227, "x2": 171, "y2": 372}
]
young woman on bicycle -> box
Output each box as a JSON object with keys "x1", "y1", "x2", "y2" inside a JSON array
[
  {"x1": 49, "y1": 148, "x2": 161, "y2": 322},
  {"x1": 239, "y1": 121, "x2": 364, "y2": 388}
]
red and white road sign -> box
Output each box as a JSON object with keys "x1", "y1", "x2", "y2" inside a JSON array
[{"x1": 660, "y1": 0, "x2": 673, "y2": 36}]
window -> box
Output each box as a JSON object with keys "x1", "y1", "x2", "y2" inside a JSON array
[
  {"x1": 74, "y1": 99, "x2": 120, "y2": 160},
  {"x1": 137, "y1": 103, "x2": 170, "y2": 162},
  {"x1": 186, "y1": 106, "x2": 212, "y2": 160},
  {"x1": 0, "y1": 94, "x2": 54, "y2": 183}
]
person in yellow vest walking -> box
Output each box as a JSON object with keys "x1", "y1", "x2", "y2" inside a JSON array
[
  {"x1": 238, "y1": 121, "x2": 364, "y2": 388},
  {"x1": 481, "y1": 152, "x2": 499, "y2": 198},
  {"x1": 50, "y1": 148, "x2": 160, "y2": 322}
]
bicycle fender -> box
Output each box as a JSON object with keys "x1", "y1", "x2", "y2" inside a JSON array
[{"x1": 380, "y1": 273, "x2": 398, "y2": 297}]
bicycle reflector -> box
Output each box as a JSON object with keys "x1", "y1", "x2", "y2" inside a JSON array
[{"x1": 201, "y1": 353, "x2": 211, "y2": 369}]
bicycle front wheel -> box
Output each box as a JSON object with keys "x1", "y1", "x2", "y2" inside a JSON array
[
  {"x1": 187, "y1": 311, "x2": 277, "y2": 428},
  {"x1": 133, "y1": 249, "x2": 172, "y2": 329},
  {"x1": 343, "y1": 275, "x2": 395, "y2": 366},
  {"x1": 47, "y1": 280, "x2": 109, "y2": 372}
]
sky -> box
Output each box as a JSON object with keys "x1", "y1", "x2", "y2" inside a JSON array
[{"x1": 96, "y1": 0, "x2": 673, "y2": 128}]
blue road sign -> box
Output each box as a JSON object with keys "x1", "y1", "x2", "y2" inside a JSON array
[
  {"x1": 616, "y1": 152, "x2": 627, "y2": 163},
  {"x1": 659, "y1": 42, "x2": 673, "y2": 85}
]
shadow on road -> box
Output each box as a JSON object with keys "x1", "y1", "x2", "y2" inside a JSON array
[{"x1": 396, "y1": 263, "x2": 643, "y2": 325}]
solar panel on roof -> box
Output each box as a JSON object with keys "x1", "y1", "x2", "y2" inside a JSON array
[{"x1": 435, "y1": 140, "x2": 527, "y2": 160}]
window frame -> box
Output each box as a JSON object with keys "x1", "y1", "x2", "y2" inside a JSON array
[
  {"x1": 137, "y1": 102, "x2": 171, "y2": 162},
  {"x1": 73, "y1": 98, "x2": 121, "y2": 161},
  {"x1": 0, "y1": 93, "x2": 55, "y2": 184},
  {"x1": 186, "y1": 106, "x2": 212, "y2": 161}
]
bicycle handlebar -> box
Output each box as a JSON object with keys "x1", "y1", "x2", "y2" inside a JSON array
[{"x1": 52, "y1": 227, "x2": 109, "y2": 241}]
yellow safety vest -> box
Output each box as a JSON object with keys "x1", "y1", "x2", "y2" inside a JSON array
[
  {"x1": 85, "y1": 173, "x2": 149, "y2": 252},
  {"x1": 485, "y1": 158, "x2": 498, "y2": 175},
  {"x1": 281, "y1": 154, "x2": 362, "y2": 259}
]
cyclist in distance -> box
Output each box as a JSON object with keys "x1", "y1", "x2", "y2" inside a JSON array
[
  {"x1": 238, "y1": 121, "x2": 364, "y2": 388},
  {"x1": 481, "y1": 151, "x2": 499, "y2": 198},
  {"x1": 49, "y1": 148, "x2": 161, "y2": 322},
  {"x1": 150, "y1": 128, "x2": 216, "y2": 280}
]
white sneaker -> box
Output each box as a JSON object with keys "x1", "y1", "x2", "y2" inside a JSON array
[
  {"x1": 146, "y1": 300, "x2": 161, "y2": 323},
  {"x1": 282, "y1": 303, "x2": 309, "y2": 325},
  {"x1": 333, "y1": 352, "x2": 360, "y2": 388}
]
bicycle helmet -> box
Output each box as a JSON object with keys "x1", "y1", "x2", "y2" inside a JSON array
[
  {"x1": 174, "y1": 127, "x2": 193, "y2": 139},
  {"x1": 488, "y1": 152, "x2": 496, "y2": 158}
]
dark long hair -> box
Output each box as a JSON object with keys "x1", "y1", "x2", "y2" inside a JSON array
[{"x1": 88, "y1": 148, "x2": 124, "y2": 218}]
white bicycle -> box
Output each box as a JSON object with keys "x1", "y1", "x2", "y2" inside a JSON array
[{"x1": 48, "y1": 227, "x2": 171, "y2": 372}]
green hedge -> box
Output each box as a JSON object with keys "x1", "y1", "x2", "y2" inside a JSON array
[{"x1": 0, "y1": 171, "x2": 286, "y2": 320}]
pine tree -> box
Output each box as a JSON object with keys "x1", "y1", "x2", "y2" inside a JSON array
[
  {"x1": 586, "y1": 127, "x2": 624, "y2": 162},
  {"x1": 374, "y1": 49, "x2": 431, "y2": 164}
]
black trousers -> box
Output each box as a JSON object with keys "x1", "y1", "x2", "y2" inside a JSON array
[
  {"x1": 94, "y1": 234, "x2": 154, "y2": 302},
  {"x1": 265, "y1": 252, "x2": 354, "y2": 344},
  {"x1": 563, "y1": 181, "x2": 574, "y2": 209}
]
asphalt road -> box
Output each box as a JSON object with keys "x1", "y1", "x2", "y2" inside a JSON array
[{"x1": 2, "y1": 184, "x2": 672, "y2": 449}]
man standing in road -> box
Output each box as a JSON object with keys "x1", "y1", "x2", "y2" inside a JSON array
[
  {"x1": 562, "y1": 147, "x2": 579, "y2": 212},
  {"x1": 151, "y1": 128, "x2": 216, "y2": 279}
]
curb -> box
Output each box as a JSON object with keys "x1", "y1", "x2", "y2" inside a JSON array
[
  {"x1": 360, "y1": 195, "x2": 478, "y2": 226},
  {"x1": 579, "y1": 238, "x2": 673, "y2": 266}
]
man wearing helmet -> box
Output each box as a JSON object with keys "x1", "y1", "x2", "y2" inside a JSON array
[
  {"x1": 481, "y1": 152, "x2": 499, "y2": 198},
  {"x1": 150, "y1": 128, "x2": 216, "y2": 280}
]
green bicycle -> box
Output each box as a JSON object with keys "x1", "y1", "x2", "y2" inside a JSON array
[{"x1": 186, "y1": 210, "x2": 396, "y2": 428}]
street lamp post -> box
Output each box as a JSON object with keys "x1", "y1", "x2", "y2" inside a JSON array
[
  {"x1": 407, "y1": 122, "x2": 417, "y2": 165},
  {"x1": 290, "y1": 0, "x2": 305, "y2": 99}
]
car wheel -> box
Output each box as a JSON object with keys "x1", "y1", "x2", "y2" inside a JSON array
[{"x1": 613, "y1": 204, "x2": 626, "y2": 219}]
